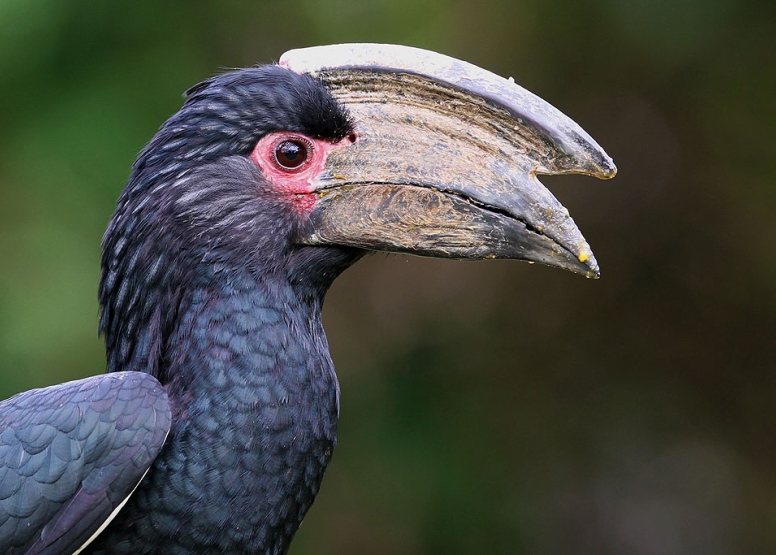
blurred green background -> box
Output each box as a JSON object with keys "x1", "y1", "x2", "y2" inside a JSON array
[{"x1": 1, "y1": 0, "x2": 774, "y2": 553}]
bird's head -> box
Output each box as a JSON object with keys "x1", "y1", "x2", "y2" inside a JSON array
[{"x1": 99, "y1": 44, "x2": 615, "y2": 373}]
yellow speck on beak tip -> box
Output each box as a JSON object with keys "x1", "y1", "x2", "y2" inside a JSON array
[{"x1": 578, "y1": 251, "x2": 590, "y2": 264}]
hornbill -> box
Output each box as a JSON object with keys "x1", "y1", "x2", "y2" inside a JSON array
[{"x1": 0, "y1": 44, "x2": 615, "y2": 554}]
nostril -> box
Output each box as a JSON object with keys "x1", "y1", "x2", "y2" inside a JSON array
[{"x1": 347, "y1": 133, "x2": 357, "y2": 143}]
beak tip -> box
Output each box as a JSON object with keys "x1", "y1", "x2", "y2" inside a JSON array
[
  {"x1": 577, "y1": 142, "x2": 617, "y2": 180},
  {"x1": 586, "y1": 264, "x2": 601, "y2": 279},
  {"x1": 577, "y1": 249, "x2": 600, "y2": 279},
  {"x1": 598, "y1": 154, "x2": 617, "y2": 180}
]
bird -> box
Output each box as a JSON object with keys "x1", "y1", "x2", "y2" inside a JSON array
[{"x1": 0, "y1": 44, "x2": 615, "y2": 554}]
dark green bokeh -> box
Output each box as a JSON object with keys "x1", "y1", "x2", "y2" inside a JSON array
[{"x1": 1, "y1": 1, "x2": 774, "y2": 553}]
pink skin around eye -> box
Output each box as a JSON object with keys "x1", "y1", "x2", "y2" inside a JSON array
[{"x1": 250, "y1": 132, "x2": 356, "y2": 213}]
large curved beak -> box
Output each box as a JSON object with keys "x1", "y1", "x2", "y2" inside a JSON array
[{"x1": 281, "y1": 44, "x2": 616, "y2": 278}]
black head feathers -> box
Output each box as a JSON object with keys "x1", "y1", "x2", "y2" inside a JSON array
[
  {"x1": 131, "y1": 66, "x2": 353, "y2": 191},
  {"x1": 99, "y1": 65, "x2": 354, "y2": 376}
]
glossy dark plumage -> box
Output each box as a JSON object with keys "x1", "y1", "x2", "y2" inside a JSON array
[
  {"x1": 2, "y1": 66, "x2": 359, "y2": 554},
  {"x1": 91, "y1": 67, "x2": 358, "y2": 554},
  {"x1": 0, "y1": 373, "x2": 170, "y2": 554},
  {"x1": 100, "y1": 66, "x2": 354, "y2": 380}
]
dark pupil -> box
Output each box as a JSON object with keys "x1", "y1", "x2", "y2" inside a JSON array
[{"x1": 275, "y1": 140, "x2": 307, "y2": 169}]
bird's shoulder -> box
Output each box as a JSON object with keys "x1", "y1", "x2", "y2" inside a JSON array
[{"x1": 0, "y1": 371, "x2": 171, "y2": 554}]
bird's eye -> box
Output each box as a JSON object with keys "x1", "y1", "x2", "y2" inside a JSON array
[{"x1": 274, "y1": 140, "x2": 309, "y2": 170}]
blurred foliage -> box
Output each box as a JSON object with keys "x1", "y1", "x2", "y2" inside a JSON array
[{"x1": 1, "y1": 0, "x2": 774, "y2": 553}]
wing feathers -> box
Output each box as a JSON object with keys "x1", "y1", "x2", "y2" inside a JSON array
[{"x1": 0, "y1": 372, "x2": 171, "y2": 555}]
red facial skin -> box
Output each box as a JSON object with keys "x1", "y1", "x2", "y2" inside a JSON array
[{"x1": 250, "y1": 132, "x2": 356, "y2": 214}]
